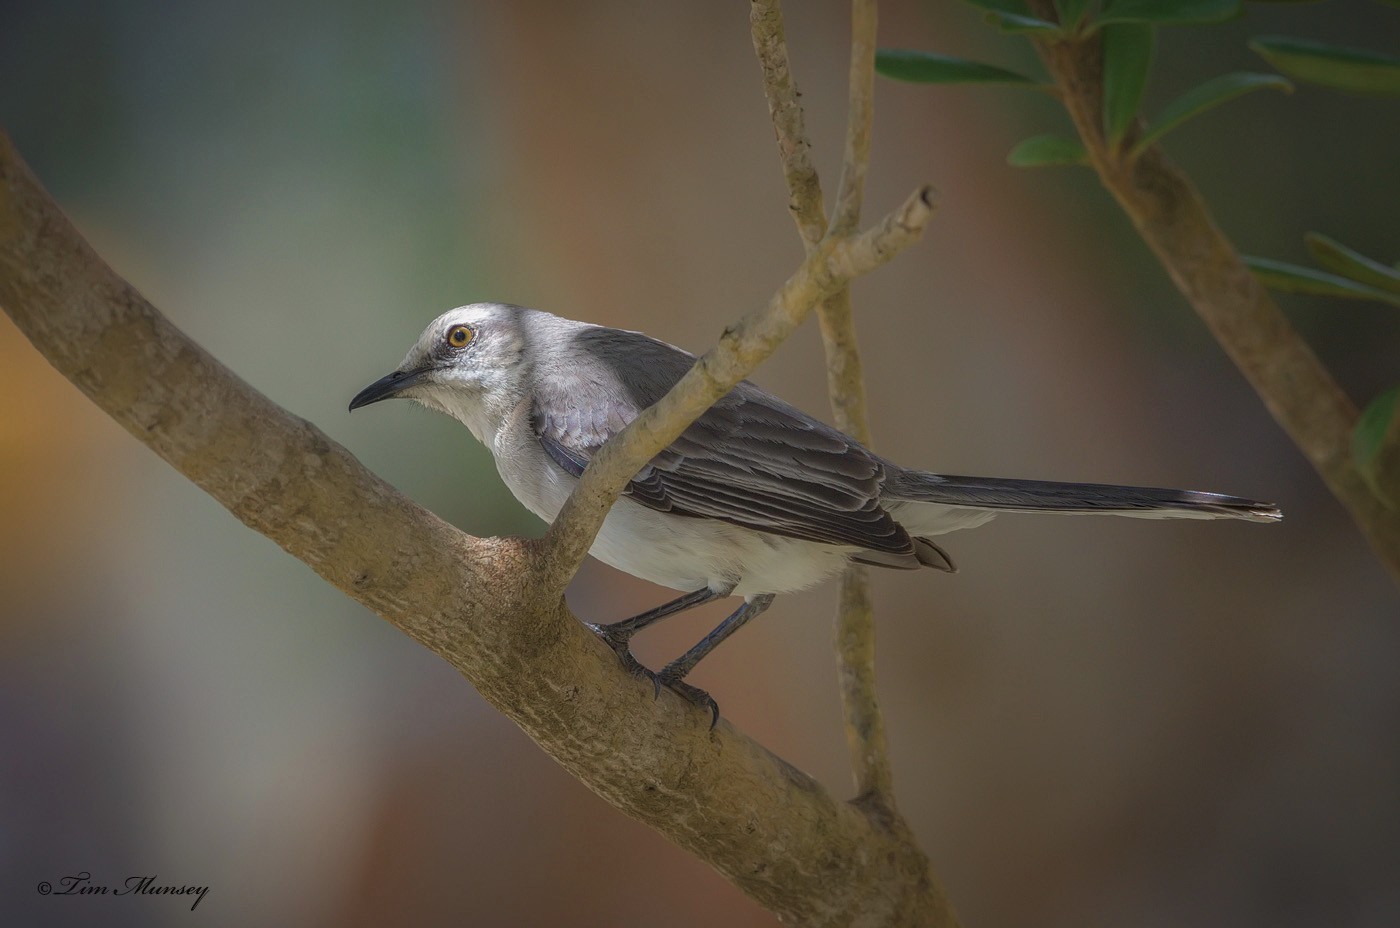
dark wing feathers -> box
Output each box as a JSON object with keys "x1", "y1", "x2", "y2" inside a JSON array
[{"x1": 531, "y1": 326, "x2": 915, "y2": 558}]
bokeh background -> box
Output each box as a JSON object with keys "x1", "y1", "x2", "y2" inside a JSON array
[{"x1": 3, "y1": 1, "x2": 1398, "y2": 925}]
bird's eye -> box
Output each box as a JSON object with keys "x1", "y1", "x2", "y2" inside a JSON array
[{"x1": 446, "y1": 324, "x2": 474, "y2": 349}]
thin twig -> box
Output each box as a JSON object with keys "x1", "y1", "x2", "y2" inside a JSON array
[
  {"x1": 750, "y1": 0, "x2": 896, "y2": 804},
  {"x1": 831, "y1": 0, "x2": 877, "y2": 238},
  {"x1": 749, "y1": 0, "x2": 826, "y2": 243}
]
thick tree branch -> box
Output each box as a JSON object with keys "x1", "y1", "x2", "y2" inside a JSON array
[
  {"x1": 0, "y1": 132, "x2": 959, "y2": 926},
  {"x1": 540, "y1": 184, "x2": 935, "y2": 587},
  {"x1": 750, "y1": 0, "x2": 896, "y2": 808},
  {"x1": 1025, "y1": 10, "x2": 1400, "y2": 584}
]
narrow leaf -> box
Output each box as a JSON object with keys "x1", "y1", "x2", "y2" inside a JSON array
[
  {"x1": 1102, "y1": 24, "x2": 1155, "y2": 144},
  {"x1": 1007, "y1": 135, "x2": 1090, "y2": 167},
  {"x1": 984, "y1": 11, "x2": 1064, "y2": 34},
  {"x1": 1244, "y1": 256, "x2": 1400, "y2": 307},
  {"x1": 1100, "y1": 0, "x2": 1241, "y2": 25},
  {"x1": 875, "y1": 50, "x2": 1038, "y2": 86},
  {"x1": 1306, "y1": 233, "x2": 1400, "y2": 294},
  {"x1": 957, "y1": 0, "x2": 1032, "y2": 11},
  {"x1": 1251, "y1": 36, "x2": 1400, "y2": 96},
  {"x1": 1354, "y1": 386, "x2": 1400, "y2": 502},
  {"x1": 1136, "y1": 72, "x2": 1292, "y2": 150}
]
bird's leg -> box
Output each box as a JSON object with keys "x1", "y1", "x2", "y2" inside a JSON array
[
  {"x1": 586, "y1": 586, "x2": 728, "y2": 675},
  {"x1": 654, "y1": 594, "x2": 777, "y2": 728}
]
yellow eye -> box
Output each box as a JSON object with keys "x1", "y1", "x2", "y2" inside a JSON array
[{"x1": 446, "y1": 324, "x2": 473, "y2": 348}]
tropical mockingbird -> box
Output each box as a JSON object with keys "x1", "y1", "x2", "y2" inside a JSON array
[{"x1": 350, "y1": 303, "x2": 1280, "y2": 722}]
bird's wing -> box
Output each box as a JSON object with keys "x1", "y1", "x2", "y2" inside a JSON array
[{"x1": 529, "y1": 327, "x2": 914, "y2": 557}]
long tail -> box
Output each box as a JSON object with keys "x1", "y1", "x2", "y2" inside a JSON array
[{"x1": 883, "y1": 469, "x2": 1282, "y2": 524}]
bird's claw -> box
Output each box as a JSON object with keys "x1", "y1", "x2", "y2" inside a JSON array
[
  {"x1": 586, "y1": 623, "x2": 721, "y2": 728},
  {"x1": 586, "y1": 623, "x2": 648, "y2": 677},
  {"x1": 651, "y1": 670, "x2": 721, "y2": 730}
]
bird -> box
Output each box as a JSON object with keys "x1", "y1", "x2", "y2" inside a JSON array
[{"x1": 349, "y1": 303, "x2": 1281, "y2": 724}]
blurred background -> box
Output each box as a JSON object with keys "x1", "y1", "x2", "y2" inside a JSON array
[{"x1": 2, "y1": 1, "x2": 1398, "y2": 925}]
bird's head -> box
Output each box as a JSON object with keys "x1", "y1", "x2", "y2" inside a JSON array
[{"x1": 349, "y1": 303, "x2": 532, "y2": 438}]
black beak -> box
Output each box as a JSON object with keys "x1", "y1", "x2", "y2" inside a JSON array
[{"x1": 348, "y1": 368, "x2": 428, "y2": 412}]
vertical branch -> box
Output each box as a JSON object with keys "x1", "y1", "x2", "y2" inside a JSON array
[
  {"x1": 749, "y1": 0, "x2": 827, "y2": 244},
  {"x1": 825, "y1": 0, "x2": 891, "y2": 806},
  {"x1": 750, "y1": 0, "x2": 895, "y2": 805},
  {"x1": 831, "y1": 0, "x2": 877, "y2": 238}
]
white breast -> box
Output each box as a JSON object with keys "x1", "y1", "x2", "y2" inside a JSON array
[{"x1": 490, "y1": 413, "x2": 852, "y2": 597}]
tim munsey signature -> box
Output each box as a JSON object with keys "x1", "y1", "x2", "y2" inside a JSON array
[{"x1": 37, "y1": 872, "x2": 209, "y2": 910}]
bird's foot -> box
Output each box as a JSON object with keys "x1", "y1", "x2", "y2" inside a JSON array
[
  {"x1": 587, "y1": 621, "x2": 721, "y2": 728},
  {"x1": 651, "y1": 668, "x2": 721, "y2": 730},
  {"x1": 585, "y1": 622, "x2": 649, "y2": 677}
]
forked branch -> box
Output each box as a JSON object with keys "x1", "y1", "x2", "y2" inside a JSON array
[
  {"x1": 0, "y1": 2, "x2": 955, "y2": 920},
  {"x1": 0, "y1": 127, "x2": 954, "y2": 928},
  {"x1": 540, "y1": 183, "x2": 936, "y2": 585}
]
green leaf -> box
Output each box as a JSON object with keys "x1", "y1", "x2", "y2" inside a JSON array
[
  {"x1": 1244, "y1": 256, "x2": 1400, "y2": 307},
  {"x1": 1305, "y1": 233, "x2": 1400, "y2": 294},
  {"x1": 1354, "y1": 386, "x2": 1400, "y2": 502},
  {"x1": 1102, "y1": 24, "x2": 1155, "y2": 144},
  {"x1": 1007, "y1": 134, "x2": 1090, "y2": 167},
  {"x1": 875, "y1": 50, "x2": 1039, "y2": 86},
  {"x1": 957, "y1": 0, "x2": 1062, "y2": 28},
  {"x1": 984, "y1": 10, "x2": 1064, "y2": 34},
  {"x1": 1136, "y1": 72, "x2": 1292, "y2": 150},
  {"x1": 1250, "y1": 36, "x2": 1400, "y2": 95},
  {"x1": 957, "y1": 0, "x2": 1031, "y2": 10},
  {"x1": 1099, "y1": 0, "x2": 1241, "y2": 25}
]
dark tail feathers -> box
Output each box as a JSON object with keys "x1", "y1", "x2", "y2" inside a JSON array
[{"x1": 883, "y1": 470, "x2": 1282, "y2": 523}]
